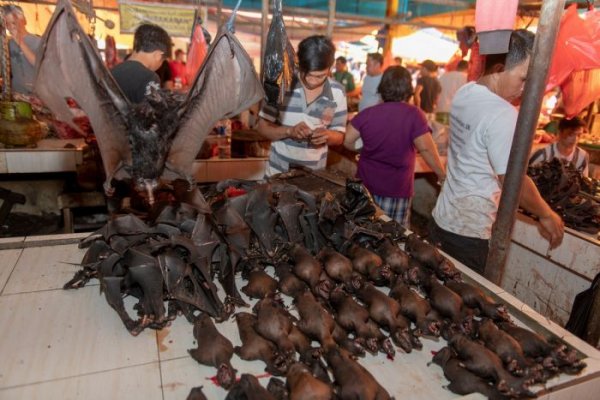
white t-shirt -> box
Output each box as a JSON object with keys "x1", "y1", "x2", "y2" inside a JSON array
[
  {"x1": 359, "y1": 74, "x2": 382, "y2": 111},
  {"x1": 432, "y1": 82, "x2": 518, "y2": 239},
  {"x1": 437, "y1": 71, "x2": 467, "y2": 113}
]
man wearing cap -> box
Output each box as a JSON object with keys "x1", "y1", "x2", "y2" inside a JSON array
[
  {"x1": 429, "y1": 29, "x2": 564, "y2": 274},
  {"x1": 414, "y1": 59, "x2": 442, "y2": 114}
]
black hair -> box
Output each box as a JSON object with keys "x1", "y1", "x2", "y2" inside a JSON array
[
  {"x1": 368, "y1": 52, "x2": 384, "y2": 65},
  {"x1": 378, "y1": 66, "x2": 413, "y2": 102},
  {"x1": 133, "y1": 24, "x2": 172, "y2": 57},
  {"x1": 456, "y1": 60, "x2": 468, "y2": 71},
  {"x1": 1, "y1": 4, "x2": 24, "y2": 18},
  {"x1": 484, "y1": 29, "x2": 535, "y2": 75},
  {"x1": 559, "y1": 117, "x2": 585, "y2": 132},
  {"x1": 297, "y1": 35, "x2": 336, "y2": 73},
  {"x1": 336, "y1": 56, "x2": 347, "y2": 64}
]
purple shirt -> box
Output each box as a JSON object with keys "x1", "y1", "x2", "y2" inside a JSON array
[{"x1": 351, "y1": 102, "x2": 430, "y2": 198}]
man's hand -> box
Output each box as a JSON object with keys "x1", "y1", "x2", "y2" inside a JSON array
[
  {"x1": 310, "y1": 127, "x2": 329, "y2": 146},
  {"x1": 288, "y1": 122, "x2": 312, "y2": 141},
  {"x1": 537, "y1": 210, "x2": 564, "y2": 249}
]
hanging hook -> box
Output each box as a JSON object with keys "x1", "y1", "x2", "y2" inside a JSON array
[{"x1": 226, "y1": 0, "x2": 243, "y2": 33}]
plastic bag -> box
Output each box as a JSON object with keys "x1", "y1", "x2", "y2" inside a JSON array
[
  {"x1": 547, "y1": 4, "x2": 600, "y2": 89},
  {"x1": 185, "y1": 21, "x2": 208, "y2": 86},
  {"x1": 565, "y1": 272, "x2": 600, "y2": 344}
]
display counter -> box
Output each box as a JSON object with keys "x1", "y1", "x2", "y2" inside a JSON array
[
  {"x1": 0, "y1": 139, "x2": 86, "y2": 174},
  {"x1": 0, "y1": 234, "x2": 598, "y2": 399},
  {"x1": 506, "y1": 213, "x2": 600, "y2": 329}
]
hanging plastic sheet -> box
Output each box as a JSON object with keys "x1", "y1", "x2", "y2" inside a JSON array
[
  {"x1": 547, "y1": 4, "x2": 600, "y2": 117},
  {"x1": 185, "y1": 19, "x2": 208, "y2": 86}
]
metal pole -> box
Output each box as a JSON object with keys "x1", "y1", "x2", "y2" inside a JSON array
[
  {"x1": 261, "y1": 0, "x2": 269, "y2": 68},
  {"x1": 484, "y1": 0, "x2": 566, "y2": 285},
  {"x1": 216, "y1": 0, "x2": 223, "y2": 28},
  {"x1": 0, "y1": 15, "x2": 11, "y2": 101},
  {"x1": 326, "y1": 0, "x2": 336, "y2": 38}
]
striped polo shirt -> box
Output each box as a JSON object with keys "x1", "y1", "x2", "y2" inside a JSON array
[
  {"x1": 529, "y1": 142, "x2": 589, "y2": 176},
  {"x1": 259, "y1": 78, "x2": 347, "y2": 177}
]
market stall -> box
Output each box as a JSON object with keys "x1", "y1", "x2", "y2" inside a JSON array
[{"x1": 0, "y1": 229, "x2": 598, "y2": 399}]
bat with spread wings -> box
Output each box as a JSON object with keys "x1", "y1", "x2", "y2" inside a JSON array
[{"x1": 34, "y1": 0, "x2": 264, "y2": 207}]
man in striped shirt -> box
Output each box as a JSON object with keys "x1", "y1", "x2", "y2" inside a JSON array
[
  {"x1": 529, "y1": 117, "x2": 589, "y2": 176},
  {"x1": 257, "y1": 35, "x2": 347, "y2": 177}
]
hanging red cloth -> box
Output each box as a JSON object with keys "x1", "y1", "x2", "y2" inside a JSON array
[
  {"x1": 185, "y1": 22, "x2": 208, "y2": 85},
  {"x1": 104, "y1": 35, "x2": 119, "y2": 69}
]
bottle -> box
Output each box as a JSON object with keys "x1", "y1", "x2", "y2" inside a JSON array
[{"x1": 217, "y1": 121, "x2": 231, "y2": 159}]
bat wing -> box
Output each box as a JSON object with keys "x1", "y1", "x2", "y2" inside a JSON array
[
  {"x1": 164, "y1": 29, "x2": 264, "y2": 180},
  {"x1": 35, "y1": 0, "x2": 131, "y2": 182}
]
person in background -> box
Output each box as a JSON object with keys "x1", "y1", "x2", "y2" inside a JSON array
[
  {"x1": 529, "y1": 117, "x2": 589, "y2": 176},
  {"x1": 394, "y1": 56, "x2": 403, "y2": 66},
  {"x1": 414, "y1": 59, "x2": 442, "y2": 115},
  {"x1": 155, "y1": 58, "x2": 173, "y2": 90},
  {"x1": 430, "y1": 29, "x2": 564, "y2": 274},
  {"x1": 437, "y1": 59, "x2": 468, "y2": 117},
  {"x1": 344, "y1": 66, "x2": 445, "y2": 226},
  {"x1": 358, "y1": 52, "x2": 384, "y2": 111},
  {"x1": 1, "y1": 5, "x2": 40, "y2": 95},
  {"x1": 111, "y1": 24, "x2": 171, "y2": 103},
  {"x1": 333, "y1": 56, "x2": 355, "y2": 94},
  {"x1": 169, "y1": 49, "x2": 188, "y2": 89},
  {"x1": 257, "y1": 35, "x2": 347, "y2": 177}
]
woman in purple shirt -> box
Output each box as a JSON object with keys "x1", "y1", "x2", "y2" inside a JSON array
[{"x1": 344, "y1": 66, "x2": 445, "y2": 226}]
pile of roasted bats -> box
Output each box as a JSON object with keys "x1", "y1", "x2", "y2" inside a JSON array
[
  {"x1": 65, "y1": 174, "x2": 586, "y2": 399},
  {"x1": 528, "y1": 158, "x2": 600, "y2": 234}
]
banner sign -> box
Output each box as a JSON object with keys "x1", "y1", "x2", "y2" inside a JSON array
[{"x1": 119, "y1": 1, "x2": 197, "y2": 38}]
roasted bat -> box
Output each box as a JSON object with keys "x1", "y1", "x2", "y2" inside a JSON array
[{"x1": 35, "y1": 0, "x2": 263, "y2": 205}]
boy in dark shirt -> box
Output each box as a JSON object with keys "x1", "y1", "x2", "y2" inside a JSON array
[{"x1": 111, "y1": 24, "x2": 171, "y2": 103}]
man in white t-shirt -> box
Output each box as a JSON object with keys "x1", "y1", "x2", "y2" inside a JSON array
[
  {"x1": 358, "y1": 52, "x2": 383, "y2": 111},
  {"x1": 430, "y1": 30, "x2": 564, "y2": 274},
  {"x1": 437, "y1": 60, "x2": 468, "y2": 114}
]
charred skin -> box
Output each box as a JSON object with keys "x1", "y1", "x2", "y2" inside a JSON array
[
  {"x1": 286, "y1": 362, "x2": 333, "y2": 400},
  {"x1": 188, "y1": 314, "x2": 236, "y2": 389},
  {"x1": 253, "y1": 298, "x2": 296, "y2": 358},
  {"x1": 294, "y1": 291, "x2": 337, "y2": 350},
  {"x1": 325, "y1": 347, "x2": 392, "y2": 400},
  {"x1": 234, "y1": 312, "x2": 288, "y2": 376},
  {"x1": 241, "y1": 269, "x2": 278, "y2": 299},
  {"x1": 329, "y1": 286, "x2": 395, "y2": 358},
  {"x1": 319, "y1": 246, "x2": 354, "y2": 284},
  {"x1": 347, "y1": 244, "x2": 393, "y2": 286},
  {"x1": 478, "y1": 319, "x2": 532, "y2": 377},
  {"x1": 274, "y1": 263, "x2": 308, "y2": 298},
  {"x1": 355, "y1": 280, "x2": 417, "y2": 353},
  {"x1": 376, "y1": 239, "x2": 410, "y2": 275},
  {"x1": 445, "y1": 280, "x2": 510, "y2": 322},
  {"x1": 432, "y1": 347, "x2": 508, "y2": 400},
  {"x1": 405, "y1": 234, "x2": 461, "y2": 281},
  {"x1": 449, "y1": 334, "x2": 535, "y2": 397},
  {"x1": 290, "y1": 243, "x2": 323, "y2": 289},
  {"x1": 389, "y1": 279, "x2": 441, "y2": 337}
]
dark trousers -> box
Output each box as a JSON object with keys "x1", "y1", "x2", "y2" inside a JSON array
[{"x1": 428, "y1": 220, "x2": 489, "y2": 275}]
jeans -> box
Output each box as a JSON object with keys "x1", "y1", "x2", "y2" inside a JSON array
[{"x1": 428, "y1": 219, "x2": 490, "y2": 275}]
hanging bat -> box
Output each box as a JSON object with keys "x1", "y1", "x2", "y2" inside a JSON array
[{"x1": 34, "y1": 0, "x2": 264, "y2": 205}]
